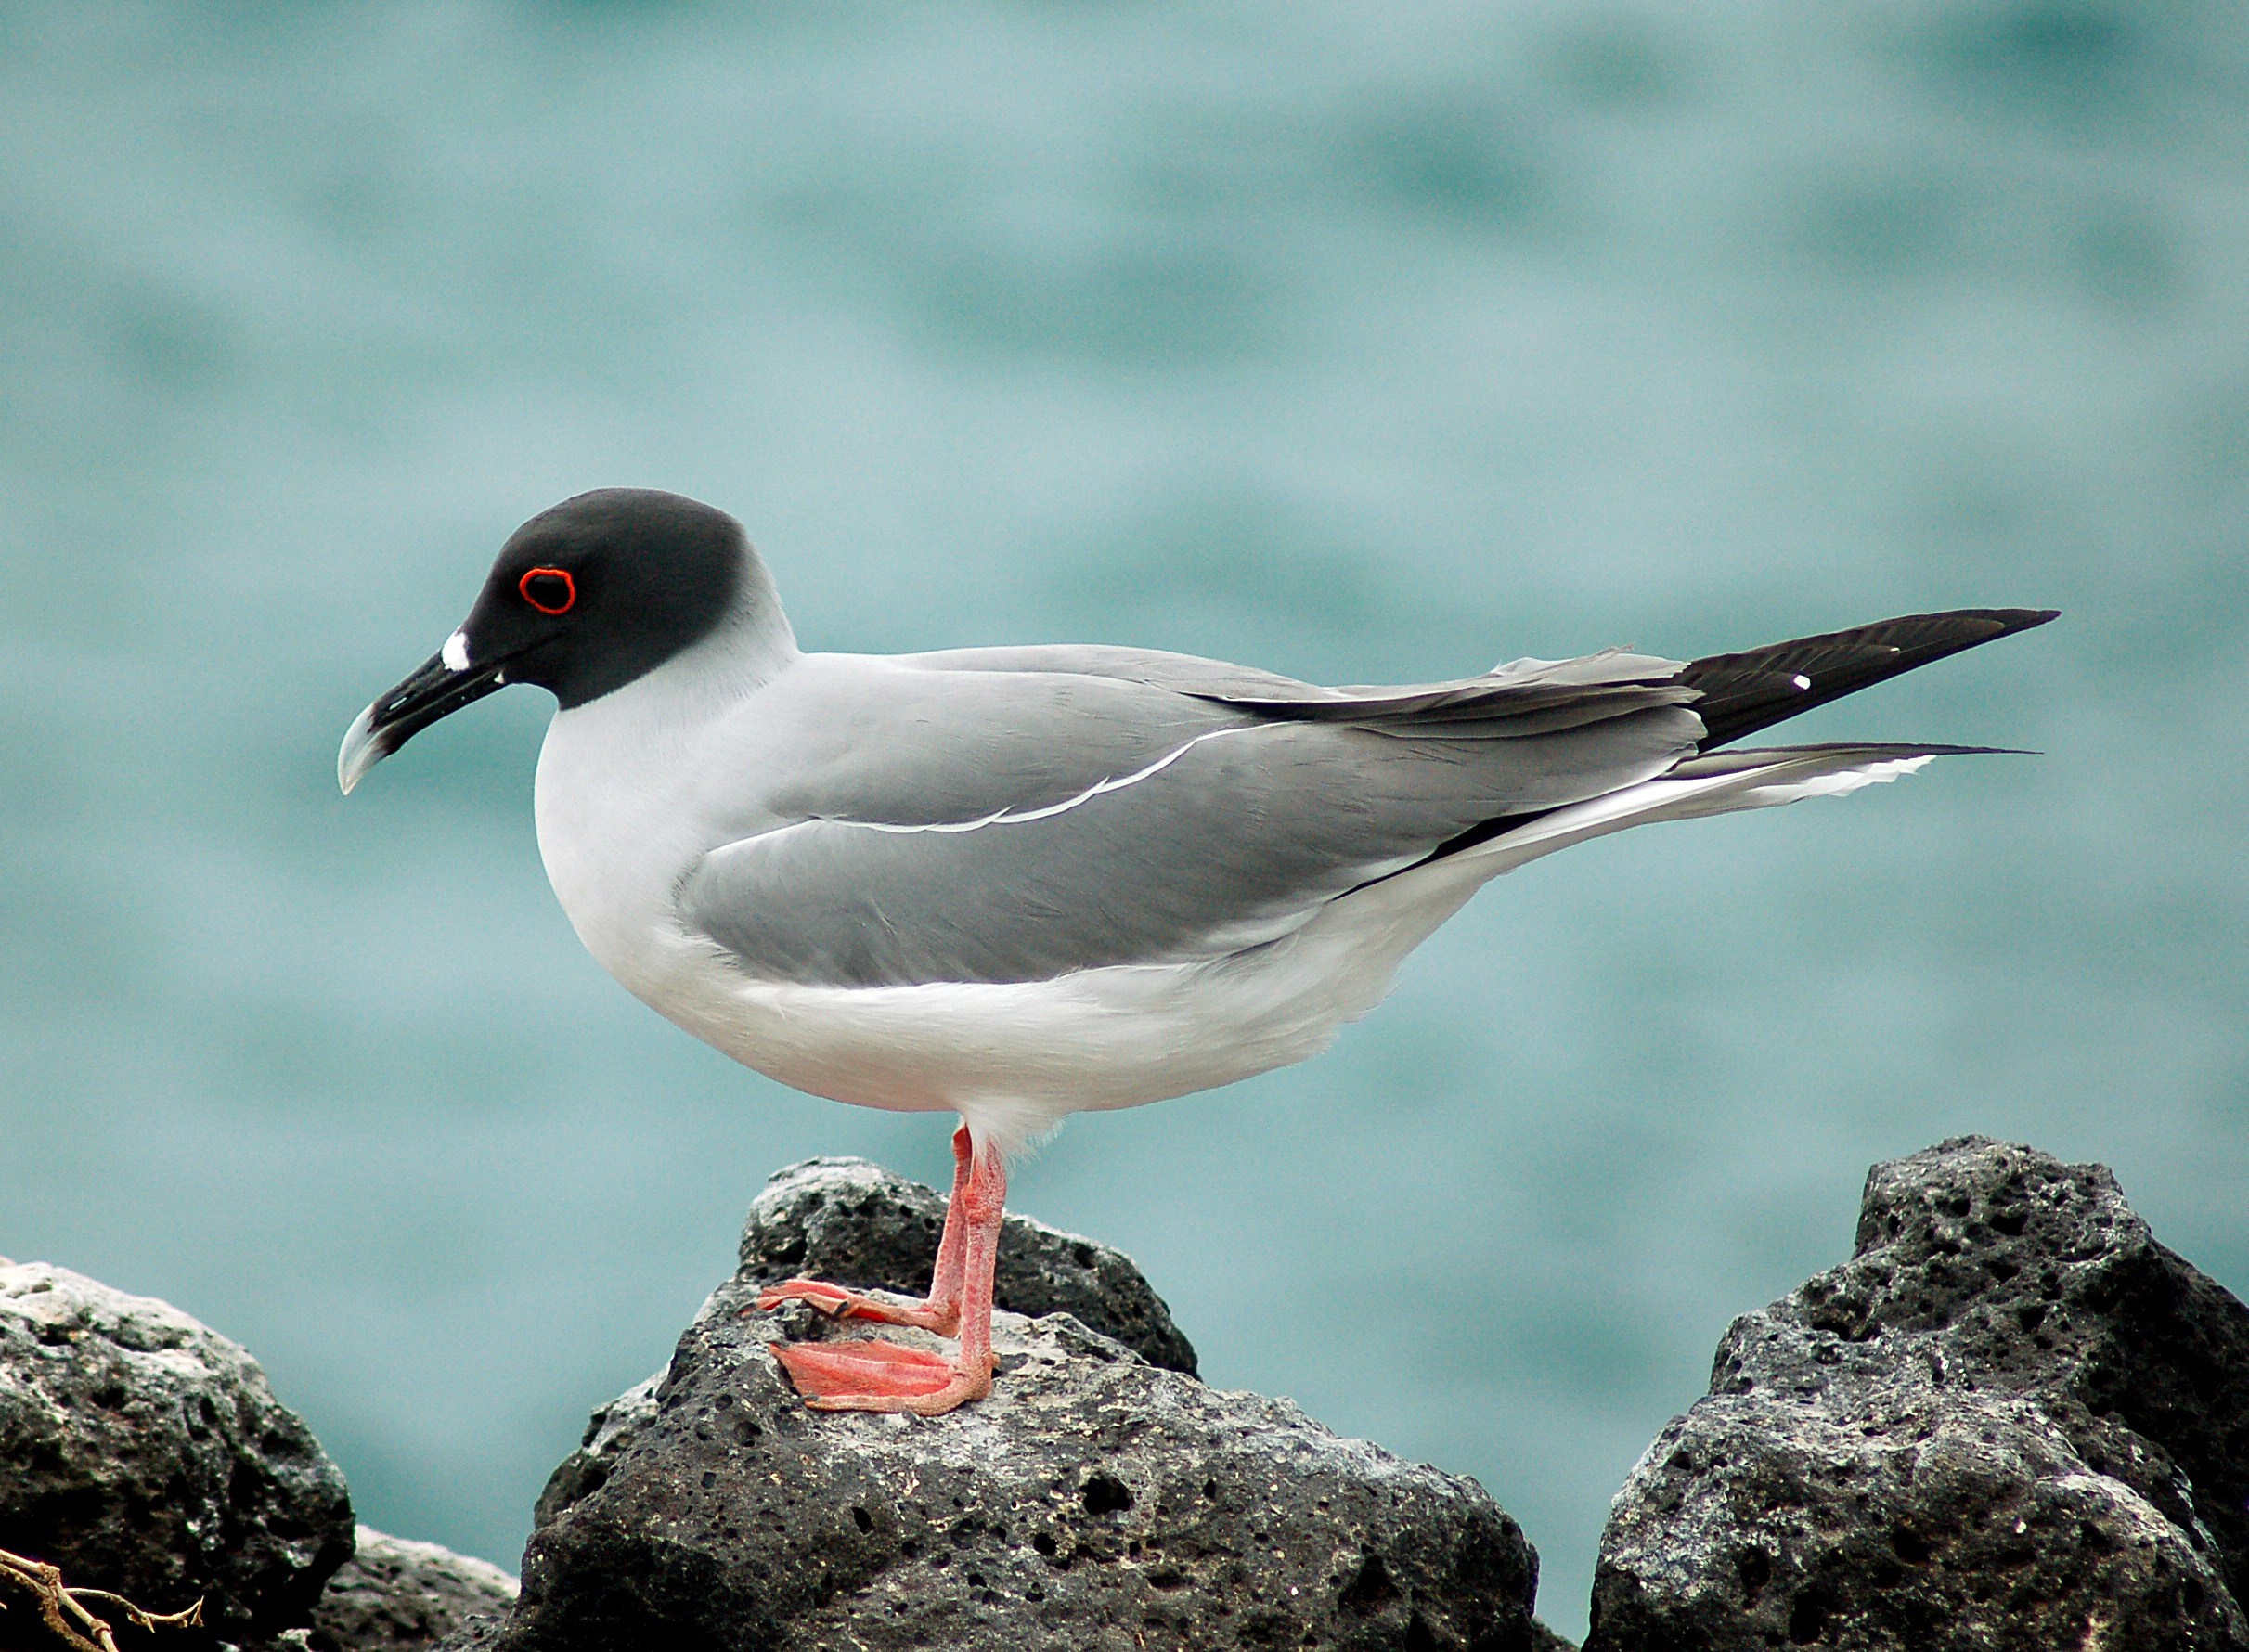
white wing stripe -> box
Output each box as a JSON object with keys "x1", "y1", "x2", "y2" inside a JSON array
[{"x1": 841, "y1": 725, "x2": 1260, "y2": 835}]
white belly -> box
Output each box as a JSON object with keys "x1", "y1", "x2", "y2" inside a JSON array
[{"x1": 600, "y1": 853, "x2": 1489, "y2": 1155}]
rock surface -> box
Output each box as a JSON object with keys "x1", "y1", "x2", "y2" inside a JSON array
[
  {"x1": 527, "y1": 1372, "x2": 662, "y2": 1534},
  {"x1": 50, "y1": 1140, "x2": 2239, "y2": 1649},
  {"x1": 0, "y1": 1257, "x2": 355, "y2": 1642},
  {"x1": 452, "y1": 1159, "x2": 1546, "y2": 1651},
  {"x1": 310, "y1": 1526, "x2": 519, "y2": 1652},
  {"x1": 736, "y1": 1157, "x2": 1199, "y2": 1375},
  {"x1": 1589, "y1": 1137, "x2": 2249, "y2": 1650}
]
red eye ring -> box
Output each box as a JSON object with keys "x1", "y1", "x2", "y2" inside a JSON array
[{"x1": 519, "y1": 566, "x2": 576, "y2": 614}]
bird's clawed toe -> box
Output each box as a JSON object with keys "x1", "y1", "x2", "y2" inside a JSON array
[
  {"x1": 755, "y1": 1277, "x2": 958, "y2": 1334},
  {"x1": 768, "y1": 1337, "x2": 992, "y2": 1415}
]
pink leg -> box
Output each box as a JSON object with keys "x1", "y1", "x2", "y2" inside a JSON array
[
  {"x1": 924, "y1": 1123, "x2": 974, "y2": 1315},
  {"x1": 756, "y1": 1124, "x2": 973, "y2": 1335},
  {"x1": 767, "y1": 1130, "x2": 1006, "y2": 1416}
]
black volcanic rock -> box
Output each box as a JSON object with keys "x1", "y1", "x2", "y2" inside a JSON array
[
  {"x1": 310, "y1": 1526, "x2": 519, "y2": 1651},
  {"x1": 0, "y1": 1257, "x2": 355, "y2": 1643},
  {"x1": 1588, "y1": 1137, "x2": 2249, "y2": 1650},
  {"x1": 735, "y1": 1157, "x2": 1199, "y2": 1375},
  {"x1": 456, "y1": 1159, "x2": 1545, "y2": 1652},
  {"x1": 527, "y1": 1371, "x2": 662, "y2": 1534}
]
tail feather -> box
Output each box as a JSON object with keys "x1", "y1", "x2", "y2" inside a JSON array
[
  {"x1": 1421, "y1": 609, "x2": 2055, "y2": 867},
  {"x1": 1454, "y1": 742, "x2": 1972, "y2": 878}
]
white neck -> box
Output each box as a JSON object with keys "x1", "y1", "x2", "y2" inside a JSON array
[{"x1": 531, "y1": 599, "x2": 802, "y2": 996}]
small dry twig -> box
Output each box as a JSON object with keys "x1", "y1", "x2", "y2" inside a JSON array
[{"x1": 0, "y1": 1548, "x2": 203, "y2": 1652}]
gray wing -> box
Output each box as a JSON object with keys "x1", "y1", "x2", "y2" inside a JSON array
[
  {"x1": 679, "y1": 649, "x2": 1700, "y2": 988},
  {"x1": 901, "y1": 640, "x2": 1691, "y2": 729}
]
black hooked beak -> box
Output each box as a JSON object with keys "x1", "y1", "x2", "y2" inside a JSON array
[{"x1": 337, "y1": 633, "x2": 509, "y2": 794}]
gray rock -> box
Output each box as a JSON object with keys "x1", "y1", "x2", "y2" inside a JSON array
[
  {"x1": 309, "y1": 1526, "x2": 519, "y2": 1651},
  {"x1": 0, "y1": 1258, "x2": 355, "y2": 1640},
  {"x1": 735, "y1": 1157, "x2": 1199, "y2": 1375},
  {"x1": 448, "y1": 1165, "x2": 1544, "y2": 1651},
  {"x1": 1588, "y1": 1137, "x2": 2249, "y2": 1650}
]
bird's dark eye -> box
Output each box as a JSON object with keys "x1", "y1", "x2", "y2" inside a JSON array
[{"x1": 520, "y1": 567, "x2": 576, "y2": 614}]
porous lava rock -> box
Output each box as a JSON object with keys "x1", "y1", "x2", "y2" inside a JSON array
[
  {"x1": 0, "y1": 1257, "x2": 355, "y2": 1642},
  {"x1": 447, "y1": 1161, "x2": 1545, "y2": 1651},
  {"x1": 735, "y1": 1157, "x2": 1199, "y2": 1375},
  {"x1": 1588, "y1": 1137, "x2": 2249, "y2": 1650},
  {"x1": 309, "y1": 1525, "x2": 519, "y2": 1651}
]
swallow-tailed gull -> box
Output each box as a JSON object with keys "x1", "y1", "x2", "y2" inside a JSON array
[{"x1": 339, "y1": 488, "x2": 2056, "y2": 1415}]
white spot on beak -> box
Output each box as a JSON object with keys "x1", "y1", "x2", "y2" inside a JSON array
[
  {"x1": 1791, "y1": 674, "x2": 1812, "y2": 690},
  {"x1": 442, "y1": 630, "x2": 472, "y2": 673}
]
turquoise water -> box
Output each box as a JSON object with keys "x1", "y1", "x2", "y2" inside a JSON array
[{"x1": 4, "y1": 5, "x2": 2244, "y2": 1637}]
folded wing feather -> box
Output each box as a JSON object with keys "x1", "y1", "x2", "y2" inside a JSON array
[{"x1": 679, "y1": 651, "x2": 1703, "y2": 988}]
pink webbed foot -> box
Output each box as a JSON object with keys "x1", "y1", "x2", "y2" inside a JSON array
[
  {"x1": 756, "y1": 1278, "x2": 959, "y2": 1335},
  {"x1": 768, "y1": 1338, "x2": 993, "y2": 1416},
  {"x1": 760, "y1": 1123, "x2": 1004, "y2": 1419}
]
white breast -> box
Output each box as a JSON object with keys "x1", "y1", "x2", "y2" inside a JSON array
[{"x1": 534, "y1": 683, "x2": 729, "y2": 1007}]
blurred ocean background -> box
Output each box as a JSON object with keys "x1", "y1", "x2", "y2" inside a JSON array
[{"x1": 3, "y1": 2, "x2": 2243, "y2": 1637}]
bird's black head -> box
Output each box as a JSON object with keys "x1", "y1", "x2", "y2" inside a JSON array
[
  {"x1": 339, "y1": 489, "x2": 761, "y2": 793},
  {"x1": 465, "y1": 488, "x2": 749, "y2": 709}
]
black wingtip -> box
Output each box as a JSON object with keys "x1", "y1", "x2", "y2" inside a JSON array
[
  {"x1": 1684, "y1": 606, "x2": 2060, "y2": 751},
  {"x1": 1979, "y1": 606, "x2": 2062, "y2": 634}
]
